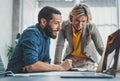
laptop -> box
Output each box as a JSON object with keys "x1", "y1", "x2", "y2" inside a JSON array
[
  {"x1": 60, "y1": 29, "x2": 120, "y2": 78},
  {"x1": 0, "y1": 55, "x2": 14, "y2": 78}
]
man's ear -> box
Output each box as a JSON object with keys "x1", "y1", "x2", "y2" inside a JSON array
[{"x1": 40, "y1": 18, "x2": 47, "y2": 27}]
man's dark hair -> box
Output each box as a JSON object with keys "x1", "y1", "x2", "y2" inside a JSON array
[{"x1": 38, "y1": 6, "x2": 61, "y2": 23}]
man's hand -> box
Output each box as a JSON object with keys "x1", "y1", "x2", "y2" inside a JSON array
[{"x1": 60, "y1": 59, "x2": 72, "y2": 71}]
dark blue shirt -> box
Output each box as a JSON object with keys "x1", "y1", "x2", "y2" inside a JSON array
[{"x1": 6, "y1": 23, "x2": 51, "y2": 73}]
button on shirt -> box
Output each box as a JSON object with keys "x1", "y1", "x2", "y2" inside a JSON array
[{"x1": 6, "y1": 23, "x2": 51, "y2": 73}]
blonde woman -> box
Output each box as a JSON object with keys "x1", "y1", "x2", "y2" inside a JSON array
[{"x1": 54, "y1": 3, "x2": 104, "y2": 71}]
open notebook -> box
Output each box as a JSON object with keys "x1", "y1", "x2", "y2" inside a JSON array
[{"x1": 60, "y1": 29, "x2": 120, "y2": 78}]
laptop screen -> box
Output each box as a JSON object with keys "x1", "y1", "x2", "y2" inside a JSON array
[{"x1": 100, "y1": 29, "x2": 120, "y2": 76}]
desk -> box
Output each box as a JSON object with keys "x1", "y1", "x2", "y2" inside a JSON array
[{"x1": 0, "y1": 72, "x2": 120, "y2": 81}]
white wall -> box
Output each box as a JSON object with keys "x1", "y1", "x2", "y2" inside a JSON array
[
  {"x1": 0, "y1": 0, "x2": 13, "y2": 69},
  {"x1": 0, "y1": 0, "x2": 38, "y2": 69},
  {"x1": 22, "y1": 0, "x2": 37, "y2": 31}
]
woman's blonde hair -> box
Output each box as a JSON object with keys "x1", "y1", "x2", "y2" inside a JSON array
[{"x1": 69, "y1": 3, "x2": 92, "y2": 23}]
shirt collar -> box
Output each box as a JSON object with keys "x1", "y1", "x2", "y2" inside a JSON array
[{"x1": 72, "y1": 25, "x2": 83, "y2": 34}]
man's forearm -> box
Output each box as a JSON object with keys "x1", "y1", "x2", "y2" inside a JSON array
[{"x1": 23, "y1": 61, "x2": 62, "y2": 72}]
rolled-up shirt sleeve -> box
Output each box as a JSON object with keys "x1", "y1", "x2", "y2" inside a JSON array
[
  {"x1": 20, "y1": 30, "x2": 40, "y2": 66},
  {"x1": 19, "y1": 27, "x2": 51, "y2": 66}
]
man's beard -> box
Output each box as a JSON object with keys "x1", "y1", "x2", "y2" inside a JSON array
[{"x1": 43, "y1": 23, "x2": 56, "y2": 39}]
